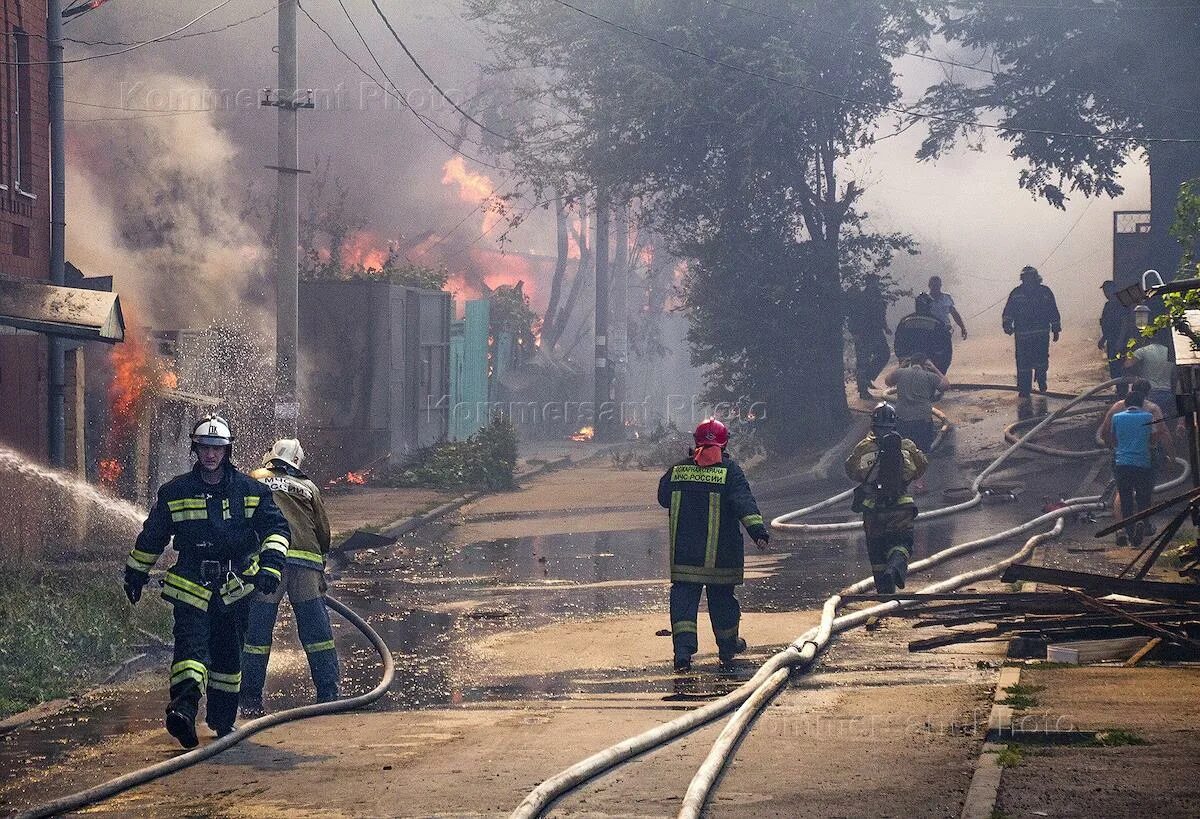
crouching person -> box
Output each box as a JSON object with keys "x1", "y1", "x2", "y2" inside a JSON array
[
  {"x1": 241, "y1": 439, "x2": 339, "y2": 717},
  {"x1": 123, "y1": 415, "x2": 288, "y2": 748},
  {"x1": 846, "y1": 403, "x2": 928, "y2": 594},
  {"x1": 658, "y1": 419, "x2": 769, "y2": 672}
]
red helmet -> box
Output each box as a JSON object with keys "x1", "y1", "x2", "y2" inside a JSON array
[{"x1": 693, "y1": 418, "x2": 729, "y2": 447}]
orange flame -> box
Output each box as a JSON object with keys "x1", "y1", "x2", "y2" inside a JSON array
[
  {"x1": 442, "y1": 157, "x2": 500, "y2": 234},
  {"x1": 345, "y1": 471, "x2": 367, "y2": 485},
  {"x1": 569, "y1": 426, "x2": 595, "y2": 442},
  {"x1": 98, "y1": 458, "x2": 123, "y2": 486},
  {"x1": 341, "y1": 230, "x2": 389, "y2": 270}
]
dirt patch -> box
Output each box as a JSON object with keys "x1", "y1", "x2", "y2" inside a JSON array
[
  {"x1": 996, "y1": 665, "x2": 1200, "y2": 819},
  {"x1": 464, "y1": 465, "x2": 662, "y2": 517},
  {"x1": 324, "y1": 486, "x2": 456, "y2": 539}
]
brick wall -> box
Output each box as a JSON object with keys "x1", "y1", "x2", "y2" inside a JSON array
[{"x1": 0, "y1": 0, "x2": 50, "y2": 459}]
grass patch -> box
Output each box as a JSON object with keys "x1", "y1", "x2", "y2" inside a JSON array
[
  {"x1": 994, "y1": 745, "x2": 1025, "y2": 767},
  {"x1": 1021, "y1": 661, "x2": 1074, "y2": 670},
  {"x1": 990, "y1": 810, "x2": 1011, "y2": 819},
  {"x1": 0, "y1": 566, "x2": 171, "y2": 719},
  {"x1": 1090, "y1": 729, "x2": 1148, "y2": 747},
  {"x1": 999, "y1": 683, "x2": 1044, "y2": 710}
]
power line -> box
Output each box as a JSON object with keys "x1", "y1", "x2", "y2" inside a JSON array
[
  {"x1": 548, "y1": 0, "x2": 1200, "y2": 145},
  {"x1": 66, "y1": 109, "x2": 210, "y2": 122},
  {"x1": 365, "y1": 0, "x2": 515, "y2": 145},
  {"x1": 295, "y1": 0, "x2": 512, "y2": 172},
  {"x1": 65, "y1": 97, "x2": 212, "y2": 112},
  {"x1": 0, "y1": 0, "x2": 239, "y2": 65},
  {"x1": 64, "y1": 1, "x2": 281, "y2": 46}
]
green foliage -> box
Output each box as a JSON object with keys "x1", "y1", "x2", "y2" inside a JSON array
[
  {"x1": 994, "y1": 746, "x2": 1025, "y2": 768},
  {"x1": 0, "y1": 569, "x2": 171, "y2": 718},
  {"x1": 1131, "y1": 179, "x2": 1200, "y2": 350},
  {"x1": 384, "y1": 417, "x2": 519, "y2": 491},
  {"x1": 301, "y1": 254, "x2": 449, "y2": 290},
  {"x1": 469, "y1": 0, "x2": 930, "y2": 448},
  {"x1": 1090, "y1": 729, "x2": 1147, "y2": 748},
  {"x1": 999, "y1": 683, "x2": 1044, "y2": 710}
]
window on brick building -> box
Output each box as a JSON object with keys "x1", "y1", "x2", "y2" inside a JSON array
[{"x1": 13, "y1": 27, "x2": 32, "y2": 196}]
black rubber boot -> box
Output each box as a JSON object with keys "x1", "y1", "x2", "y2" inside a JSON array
[
  {"x1": 719, "y1": 637, "x2": 748, "y2": 666},
  {"x1": 165, "y1": 709, "x2": 199, "y2": 749},
  {"x1": 673, "y1": 655, "x2": 693, "y2": 673}
]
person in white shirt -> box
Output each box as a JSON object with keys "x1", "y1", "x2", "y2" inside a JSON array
[{"x1": 927, "y1": 276, "x2": 967, "y2": 374}]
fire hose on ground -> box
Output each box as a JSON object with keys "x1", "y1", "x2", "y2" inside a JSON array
[
  {"x1": 510, "y1": 377, "x2": 1189, "y2": 819},
  {"x1": 15, "y1": 596, "x2": 395, "y2": 819}
]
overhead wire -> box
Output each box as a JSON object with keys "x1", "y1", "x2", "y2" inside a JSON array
[
  {"x1": 63, "y1": 1, "x2": 282, "y2": 46},
  {"x1": 0, "y1": 0, "x2": 240, "y2": 65},
  {"x1": 547, "y1": 0, "x2": 1200, "y2": 145}
]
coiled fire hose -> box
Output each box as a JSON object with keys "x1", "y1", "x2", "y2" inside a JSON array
[
  {"x1": 15, "y1": 596, "x2": 395, "y2": 819},
  {"x1": 510, "y1": 377, "x2": 1188, "y2": 818}
]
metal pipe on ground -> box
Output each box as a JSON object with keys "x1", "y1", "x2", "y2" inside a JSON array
[{"x1": 14, "y1": 596, "x2": 395, "y2": 819}]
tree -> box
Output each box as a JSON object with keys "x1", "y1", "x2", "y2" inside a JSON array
[
  {"x1": 918, "y1": 3, "x2": 1200, "y2": 278},
  {"x1": 469, "y1": 0, "x2": 929, "y2": 448}
]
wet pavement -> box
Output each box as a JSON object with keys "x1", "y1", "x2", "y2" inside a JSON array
[{"x1": 0, "y1": 387, "x2": 1149, "y2": 813}]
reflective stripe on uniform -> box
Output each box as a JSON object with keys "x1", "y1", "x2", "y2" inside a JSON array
[
  {"x1": 129, "y1": 548, "x2": 158, "y2": 567},
  {"x1": 286, "y1": 549, "x2": 324, "y2": 566},
  {"x1": 170, "y1": 509, "x2": 208, "y2": 522},
  {"x1": 714, "y1": 626, "x2": 739, "y2": 640},
  {"x1": 244, "y1": 496, "x2": 261, "y2": 517},
  {"x1": 860, "y1": 495, "x2": 914, "y2": 510},
  {"x1": 671, "y1": 620, "x2": 697, "y2": 635},
  {"x1": 259, "y1": 565, "x2": 282, "y2": 580},
  {"x1": 740, "y1": 513, "x2": 764, "y2": 528},
  {"x1": 304, "y1": 639, "x2": 336, "y2": 654},
  {"x1": 162, "y1": 584, "x2": 209, "y2": 611},
  {"x1": 669, "y1": 490, "x2": 681, "y2": 560},
  {"x1": 671, "y1": 465, "x2": 728, "y2": 485},
  {"x1": 167, "y1": 498, "x2": 207, "y2": 511},
  {"x1": 261, "y1": 533, "x2": 289, "y2": 554},
  {"x1": 886, "y1": 545, "x2": 911, "y2": 560},
  {"x1": 704, "y1": 492, "x2": 721, "y2": 568},
  {"x1": 244, "y1": 643, "x2": 271, "y2": 655},
  {"x1": 207, "y1": 669, "x2": 241, "y2": 693},
  {"x1": 220, "y1": 576, "x2": 256, "y2": 605},
  {"x1": 170, "y1": 659, "x2": 207, "y2": 687},
  {"x1": 671, "y1": 565, "x2": 743, "y2": 584}
]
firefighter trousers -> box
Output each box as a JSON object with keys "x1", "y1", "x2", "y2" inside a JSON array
[
  {"x1": 863, "y1": 508, "x2": 915, "y2": 595},
  {"x1": 1014, "y1": 331, "x2": 1051, "y2": 395},
  {"x1": 241, "y1": 565, "x2": 339, "y2": 704},
  {"x1": 169, "y1": 594, "x2": 250, "y2": 732},
  {"x1": 670, "y1": 582, "x2": 741, "y2": 661}
]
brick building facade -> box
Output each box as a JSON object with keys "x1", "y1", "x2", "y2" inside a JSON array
[{"x1": 0, "y1": 0, "x2": 50, "y2": 459}]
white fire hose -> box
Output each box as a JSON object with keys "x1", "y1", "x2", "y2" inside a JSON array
[{"x1": 511, "y1": 377, "x2": 1189, "y2": 818}]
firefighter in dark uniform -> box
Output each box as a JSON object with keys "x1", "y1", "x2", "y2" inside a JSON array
[
  {"x1": 658, "y1": 419, "x2": 769, "y2": 672},
  {"x1": 894, "y1": 293, "x2": 952, "y2": 375},
  {"x1": 241, "y1": 438, "x2": 338, "y2": 716},
  {"x1": 1002, "y1": 265, "x2": 1062, "y2": 397},
  {"x1": 849, "y1": 274, "x2": 892, "y2": 400},
  {"x1": 123, "y1": 415, "x2": 289, "y2": 748},
  {"x1": 845, "y1": 403, "x2": 929, "y2": 594}
]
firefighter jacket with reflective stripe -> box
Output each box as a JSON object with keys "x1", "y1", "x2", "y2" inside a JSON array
[
  {"x1": 658, "y1": 455, "x2": 768, "y2": 586},
  {"x1": 844, "y1": 434, "x2": 928, "y2": 514},
  {"x1": 126, "y1": 463, "x2": 291, "y2": 610},
  {"x1": 250, "y1": 461, "x2": 331, "y2": 569}
]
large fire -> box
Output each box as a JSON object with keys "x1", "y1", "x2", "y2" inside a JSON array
[
  {"x1": 100, "y1": 323, "x2": 179, "y2": 488},
  {"x1": 341, "y1": 230, "x2": 390, "y2": 270},
  {"x1": 442, "y1": 157, "x2": 501, "y2": 235}
]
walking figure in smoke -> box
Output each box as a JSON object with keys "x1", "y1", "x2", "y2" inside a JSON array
[
  {"x1": 658, "y1": 418, "x2": 769, "y2": 672},
  {"x1": 845, "y1": 403, "x2": 929, "y2": 595},
  {"x1": 1002, "y1": 265, "x2": 1062, "y2": 398},
  {"x1": 848, "y1": 274, "x2": 892, "y2": 400},
  {"x1": 123, "y1": 415, "x2": 290, "y2": 749},
  {"x1": 894, "y1": 293, "x2": 952, "y2": 376},
  {"x1": 241, "y1": 439, "x2": 339, "y2": 718}
]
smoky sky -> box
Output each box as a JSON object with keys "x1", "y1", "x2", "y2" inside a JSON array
[{"x1": 62, "y1": 2, "x2": 1152, "y2": 337}]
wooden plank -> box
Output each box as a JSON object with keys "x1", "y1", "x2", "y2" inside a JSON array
[
  {"x1": 1046, "y1": 636, "x2": 1152, "y2": 665},
  {"x1": 1000, "y1": 564, "x2": 1200, "y2": 602},
  {"x1": 1123, "y1": 637, "x2": 1163, "y2": 667},
  {"x1": 1066, "y1": 589, "x2": 1200, "y2": 651}
]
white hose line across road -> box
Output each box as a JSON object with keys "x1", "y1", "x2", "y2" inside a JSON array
[
  {"x1": 511, "y1": 378, "x2": 1189, "y2": 819},
  {"x1": 15, "y1": 597, "x2": 396, "y2": 819}
]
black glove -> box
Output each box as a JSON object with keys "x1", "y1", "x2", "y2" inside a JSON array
[
  {"x1": 254, "y1": 571, "x2": 280, "y2": 596},
  {"x1": 123, "y1": 567, "x2": 147, "y2": 605}
]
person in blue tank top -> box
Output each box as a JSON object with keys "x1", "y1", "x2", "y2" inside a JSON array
[{"x1": 1100, "y1": 379, "x2": 1174, "y2": 547}]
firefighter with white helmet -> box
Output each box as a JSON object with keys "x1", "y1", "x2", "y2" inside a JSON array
[
  {"x1": 123, "y1": 414, "x2": 290, "y2": 748},
  {"x1": 658, "y1": 419, "x2": 769, "y2": 672},
  {"x1": 240, "y1": 438, "x2": 338, "y2": 715}
]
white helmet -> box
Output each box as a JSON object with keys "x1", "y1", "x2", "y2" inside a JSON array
[
  {"x1": 191, "y1": 414, "x2": 234, "y2": 447},
  {"x1": 265, "y1": 438, "x2": 304, "y2": 470}
]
